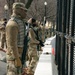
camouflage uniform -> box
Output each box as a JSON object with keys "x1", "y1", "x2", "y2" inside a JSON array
[
  {"x1": 40, "y1": 24, "x2": 45, "y2": 42},
  {"x1": 27, "y1": 26, "x2": 39, "y2": 75},
  {"x1": 33, "y1": 26, "x2": 42, "y2": 53},
  {"x1": 0, "y1": 18, "x2": 7, "y2": 49},
  {"x1": 6, "y1": 2, "x2": 27, "y2": 75}
]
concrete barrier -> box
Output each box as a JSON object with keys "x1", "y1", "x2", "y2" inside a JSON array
[{"x1": 34, "y1": 35, "x2": 58, "y2": 75}]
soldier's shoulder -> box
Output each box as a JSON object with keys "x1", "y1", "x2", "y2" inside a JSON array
[
  {"x1": 6, "y1": 19, "x2": 18, "y2": 27},
  {"x1": 29, "y1": 27, "x2": 33, "y2": 31}
]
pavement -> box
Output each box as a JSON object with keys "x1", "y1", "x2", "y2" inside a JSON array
[{"x1": 0, "y1": 51, "x2": 6, "y2": 75}]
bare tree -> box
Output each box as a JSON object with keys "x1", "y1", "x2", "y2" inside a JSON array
[
  {"x1": 6, "y1": 0, "x2": 57, "y2": 22},
  {"x1": 27, "y1": 0, "x2": 57, "y2": 22},
  {"x1": 25, "y1": 0, "x2": 33, "y2": 9},
  {"x1": 15, "y1": 0, "x2": 33, "y2": 9},
  {"x1": 6, "y1": 0, "x2": 15, "y2": 14},
  {"x1": 6, "y1": 0, "x2": 33, "y2": 14},
  {"x1": 20, "y1": 0, "x2": 25, "y2": 3},
  {"x1": 15, "y1": 0, "x2": 25, "y2": 3}
]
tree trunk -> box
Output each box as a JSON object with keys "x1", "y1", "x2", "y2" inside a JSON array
[
  {"x1": 6, "y1": 0, "x2": 33, "y2": 15},
  {"x1": 6, "y1": 0, "x2": 15, "y2": 14},
  {"x1": 25, "y1": 0, "x2": 33, "y2": 9}
]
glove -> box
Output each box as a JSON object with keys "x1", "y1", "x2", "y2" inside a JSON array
[
  {"x1": 15, "y1": 58, "x2": 22, "y2": 67},
  {"x1": 39, "y1": 40, "x2": 44, "y2": 47}
]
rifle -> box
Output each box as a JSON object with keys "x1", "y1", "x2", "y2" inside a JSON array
[
  {"x1": 21, "y1": 23, "x2": 29, "y2": 66},
  {"x1": 21, "y1": 34, "x2": 29, "y2": 66},
  {"x1": 39, "y1": 40, "x2": 44, "y2": 47},
  {"x1": 32, "y1": 27, "x2": 44, "y2": 47}
]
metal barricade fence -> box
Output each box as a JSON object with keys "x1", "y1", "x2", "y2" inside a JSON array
[{"x1": 55, "y1": 0, "x2": 75, "y2": 75}]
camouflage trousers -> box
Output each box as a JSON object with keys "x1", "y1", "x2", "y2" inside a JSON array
[
  {"x1": 7, "y1": 60, "x2": 17, "y2": 75},
  {"x1": 7, "y1": 61, "x2": 22, "y2": 75},
  {"x1": 1, "y1": 33, "x2": 6, "y2": 48},
  {"x1": 6, "y1": 54, "x2": 22, "y2": 75},
  {"x1": 27, "y1": 46, "x2": 38, "y2": 74},
  {"x1": 6, "y1": 47, "x2": 23, "y2": 75}
]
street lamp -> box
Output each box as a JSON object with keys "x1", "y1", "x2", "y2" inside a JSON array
[
  {"x1": 44, "y1": 1, "x2": 47, "y2": 39},
  {"x1": 4, "y1": 4, "x2": 9, "y2": 19},
  {"x1": 44, "y1": 1, "x2": 47, "y2": 25}
]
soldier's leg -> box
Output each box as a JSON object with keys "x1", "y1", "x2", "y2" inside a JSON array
[
  {"x1": 1, "y1": 33, "x2": 5, "y2": 49},
  {"x1": 7, "y1": 60, "x2": 17, "y2": 75},
  {"x1": 27, "y1": 49, "x2": 38, "y2": 75},
  {"x1": 18, "y1": 47, "x2": 23, "y2": 73}
]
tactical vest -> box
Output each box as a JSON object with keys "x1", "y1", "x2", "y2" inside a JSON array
[{"x1": 10, "y1": 16, "x2": 26, "y2": 47}]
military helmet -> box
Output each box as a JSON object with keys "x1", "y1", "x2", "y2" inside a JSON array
[{"x1": 12, "y1": 2, "x2": 27, "y2": 11}]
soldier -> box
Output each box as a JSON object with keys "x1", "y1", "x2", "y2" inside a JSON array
[
  {"x1": 25, "y1": 18, "x2": 39, "y2": 75},
  {"x1": 6, "y1": 2, "x2": 27, "y2": 75},
  {"x1": 40, "y1": 23, "x2": 45, "y2": 42},
  {"x1": 0, "y1": 18, "x2": 7, "y2": 49}
]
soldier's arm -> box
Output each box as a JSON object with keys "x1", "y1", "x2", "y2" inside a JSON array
[
  {"x1": 6, "y1": 20, "x2": 19, "y2": 59},
  {"x1": 29, "y1": 28, "x2": 39, "y2": 44},
  {"x1": 0, "y1": 26, "x2": 5, "y2": 31}
]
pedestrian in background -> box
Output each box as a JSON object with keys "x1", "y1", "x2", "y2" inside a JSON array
[{"x1": 25, "y1": 18, "x2": 39, "y2": 75}]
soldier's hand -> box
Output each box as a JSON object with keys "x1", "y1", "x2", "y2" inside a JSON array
[{"x1": 15, "y1": 58, "x2": 22, "y2": 67}]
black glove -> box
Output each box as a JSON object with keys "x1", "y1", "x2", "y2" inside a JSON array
[{"x1": 39, "y1": 40, "x2": 44, "y2": 47}]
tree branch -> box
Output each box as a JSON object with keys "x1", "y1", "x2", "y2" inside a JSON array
[{"x1": 25, "y1": 0, "x2": 33, "y2": 9}]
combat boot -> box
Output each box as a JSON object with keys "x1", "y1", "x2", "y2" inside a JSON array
[{"x1": 23, "y1": 67, "x2": 34, "y2": 75}]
